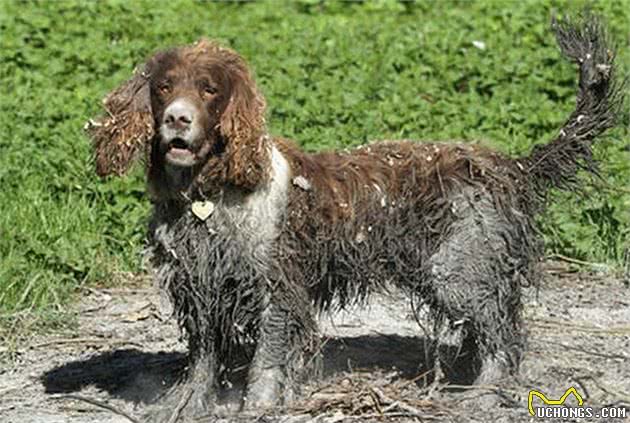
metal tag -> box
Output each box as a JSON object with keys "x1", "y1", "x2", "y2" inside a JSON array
[{"x1": 191, "y1": 200, "x2": 215, "y2": 221}]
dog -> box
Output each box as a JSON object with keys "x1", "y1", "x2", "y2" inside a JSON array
[{"x1": 88, "y1": 14, "x2": 624, "y2": 419}]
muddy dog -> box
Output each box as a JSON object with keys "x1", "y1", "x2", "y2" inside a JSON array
[{"x1": 88, "y1": 14, "x2": 624, "y2": 419}]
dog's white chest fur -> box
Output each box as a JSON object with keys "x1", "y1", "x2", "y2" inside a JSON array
[{"x1": 199, "y1": 144, "x2": 291, "y2": 259}]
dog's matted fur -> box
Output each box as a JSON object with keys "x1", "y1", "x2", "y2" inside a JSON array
[{"x1": 88, "y1": 14, "x2": 625, "y2": 419}]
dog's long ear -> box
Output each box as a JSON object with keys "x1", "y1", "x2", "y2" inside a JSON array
[
  {"x1": 217, "y1": 48, "x2": 269, "y2": 188},
  {"x1": 87, "y1": 64, "x2": 154, "y2": 177}
]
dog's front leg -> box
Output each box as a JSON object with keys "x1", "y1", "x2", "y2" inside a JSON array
[
  {"x1": 243, "y1": 299, "x2": 290, "y2": 410},
  {"x1": 145, "y1": 351, "x2": 216, "y2": 422},
  {"x1": 185, "y1": 352, "x2": 217, "y2": 415}
]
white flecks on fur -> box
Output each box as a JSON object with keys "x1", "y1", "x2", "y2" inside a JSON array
[
  {"x1": 292, "y1": 175, "x2": 312, "y2": 191},
  {"x1": 355, "y1": 227, "x2": 367, "y2": 243},
  {"x1": 372, "y1": 183, "x2": 387, "y2": 208}
]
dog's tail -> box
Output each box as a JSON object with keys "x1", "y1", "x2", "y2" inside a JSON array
[{"x1": 519, "y1": 14, "x2": 626, "y2": 201}]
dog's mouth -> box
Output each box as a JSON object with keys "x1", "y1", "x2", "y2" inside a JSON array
[{"x1": 165, "y1": 137, "x2": 196, "y2": 167}]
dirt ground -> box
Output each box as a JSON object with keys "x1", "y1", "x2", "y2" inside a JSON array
[{"x1": 1, "y1": 262, "x2": 629, "y2": 423}]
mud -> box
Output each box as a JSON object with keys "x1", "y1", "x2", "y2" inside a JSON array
[{"x1": 1, "y1": 263, "x2": 629, "y2": 422}]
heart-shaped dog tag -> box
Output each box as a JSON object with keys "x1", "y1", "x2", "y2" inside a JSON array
[{"x1": 191, "y1": 201, "x2": 215, "y2": 221}]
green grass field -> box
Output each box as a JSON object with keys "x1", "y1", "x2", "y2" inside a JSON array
[{"x1": 1, "y1": 0, "x2": 628, "y2": 316}]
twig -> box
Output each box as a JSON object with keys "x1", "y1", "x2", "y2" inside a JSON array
[
  {"x1": 79, "y1": 303, "x2": 109, "y2": 314},
  {"x1": 53, "y1": 394, "x2": 142, "y2": 423},
  {"x1": 167, "y1": 387, "x2": 193, "y2": 423},
  {"x1": 543, "y1": 339, "x2": 630, "y2": 361},
  {"x1": 252, "y1": 413, "x2": 272, "y2": 423},
  {"x1": 0, "y1": 382, "x2": 33, "y2": 397},
  {"x1": 444, "y1": 383, "x2": 500, "y2": 392},
  {"x1": 541, "y1": 261, "x2": 578, "y2": 275},
  {"x1": 445, "y1": 383, "x2": 521, "y2": 408},
  {"x1": 545, "y1": 253, "x2": 606, "y2": 268},
  {"x1": 530, "y1": 318, "x2": 630, "y2": 335},
  {"x1": 30, "y1": 337, "x2": 108, "y2": 349},
  {"x1": 402, "y1": 368, "x2": 435, "y2": 389},
  {"x1": 573, "y1": 377, "x2": 591, "y2": 402},
  {"x1": 81, "y1": 287, "x2": 113, "y2": 299},
  {"x1": 575, "y1": 375, "x2": 630, "y2": 403},
  {"x1": 96, "y1": 288, "x2": 153, "y2": 294},
  {"x1": 425, "y1": 362, "x2": 446, "y2": 398},
  {"x1": 30, "y1": 337, "x2": 144, "y2": 349},
  {"x1": 341, "y1": 411, "x2": 432, "y2": 420},
  {"x1": 367, "y1": 387, "x2": 383, "y2": 415},
  {"x1": 447, "y1": 382, "x2": 522, "y2": 401},
  {"x1": 370, "y1": 386, "x2": 426, "y2": 418}
]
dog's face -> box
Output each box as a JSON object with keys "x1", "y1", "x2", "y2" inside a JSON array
[
  {"x1": 89, "y1": 39, "x2": 268, "y2": 193},
  {"x1": 149, "y1": 48, "x2": 231, "y2": 169}
]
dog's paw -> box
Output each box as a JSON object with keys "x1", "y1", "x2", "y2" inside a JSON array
[
  {"x1": 145, "y1": 383, "x2": 216, "y2": 422},
  {"x1": 243, "y1": 368, "x2": 286, "y2": 411}
]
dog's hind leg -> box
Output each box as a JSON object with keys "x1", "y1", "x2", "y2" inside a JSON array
[{"x1": 420, "y1": 186, "x2": 527, "y2": 393}]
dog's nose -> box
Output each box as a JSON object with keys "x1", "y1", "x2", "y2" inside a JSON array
[
  {"x1": 165, "y1": 112, "x2": 192, "y2": 128},
  {"x1": 163, "y1": 100, "x2": 195, "y2": 130}
]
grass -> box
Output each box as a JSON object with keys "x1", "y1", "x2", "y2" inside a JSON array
[{"x1": 0, "y1": 0, "x2": 628, "y2": 317}]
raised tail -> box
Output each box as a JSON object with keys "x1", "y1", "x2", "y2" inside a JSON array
[{"x1": 521, "y1": 14, "x2": 626, "y2": 198}]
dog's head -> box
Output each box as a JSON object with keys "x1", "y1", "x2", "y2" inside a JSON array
[{"x1": 88, "y1": 39, "x2": 269, "y2": 197}]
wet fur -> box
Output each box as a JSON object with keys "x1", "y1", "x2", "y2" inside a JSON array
[{"x1": 88, "y1": 15, "x2": 625, "y2": 419}]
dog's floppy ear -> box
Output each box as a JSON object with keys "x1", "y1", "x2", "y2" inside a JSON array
[
  {"x1": 87, "y1": 64, "x2": 154, "y2": 177},
  {"x1": 219, "y1": 59, "x2": 266, "y2": 145},
  {"x1": 217, "y1": 47, "x2": 268, "y2": 188}
]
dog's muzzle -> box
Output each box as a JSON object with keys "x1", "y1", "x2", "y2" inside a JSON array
[{"x1": 161, "y1": 98, "x2": 202, "y2": 167}]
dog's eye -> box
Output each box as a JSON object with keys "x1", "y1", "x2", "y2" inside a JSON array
[
  {"x1": 158, "y1": 82, "x2": 171, "y2": 95},
  {"x1": 203, "y1": 84, "x2": 217, "y2": 96}
]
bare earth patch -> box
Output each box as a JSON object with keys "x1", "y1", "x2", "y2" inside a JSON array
[{"x1": 1, "y1": 263, "x2": 629, "y2": 423}]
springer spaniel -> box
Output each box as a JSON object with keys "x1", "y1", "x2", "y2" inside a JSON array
[{"x1": 88, "y1": 15, "x2": 623, "y2": 419}]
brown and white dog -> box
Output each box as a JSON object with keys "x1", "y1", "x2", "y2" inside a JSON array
[{"x1": 89, "y1": 15, "x2": 624, "y2": 419}]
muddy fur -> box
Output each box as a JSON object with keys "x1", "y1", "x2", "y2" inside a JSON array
[
  {"x1": 525, "y1": 16, "x2": 626, "y2": 203},
  {"x1": 87, "y1": 65, "x2": 154, "y2": 177},
  {"x1": 276, "y1": 140, "x2": 536, "y2": 388},
  {"x1": 88, "y1": 14, "x2": 625, "y2": 420}
]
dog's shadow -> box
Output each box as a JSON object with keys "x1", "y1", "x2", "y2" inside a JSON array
[{"x1": 41, "y1": 334, "x2": 476, "y2": 404}]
